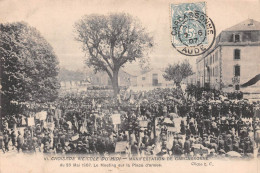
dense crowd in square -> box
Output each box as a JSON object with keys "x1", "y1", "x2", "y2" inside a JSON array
[{"x1": 1, "y1": 87, "x2": 260, "y2": 159}]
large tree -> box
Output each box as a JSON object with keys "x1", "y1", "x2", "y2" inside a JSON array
[
  {"x1": 74, "y1": 13, "x2": 153, "y2": 96},
  {"x1": 163, "y1": 60, "x2": 193, "y2": 87},
  {"x1": 0, "y1": 22, "x2": 60, "y2": 118}
]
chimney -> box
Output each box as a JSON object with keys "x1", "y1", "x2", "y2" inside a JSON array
[{"x1": 248, "y1": 19, "x2": 254, "y2": 26}]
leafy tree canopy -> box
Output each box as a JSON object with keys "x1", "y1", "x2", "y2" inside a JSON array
[
  {"x1": 0, "y1": 22, "x2": 60, "y2": 116},
  {"x1": 163, "y1": 59, "x2": 193, "y2": 87}
]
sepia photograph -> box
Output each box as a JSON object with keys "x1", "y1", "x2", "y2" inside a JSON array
[{"x1": 0, "y1": 0, "x2": 260, "y2": 173}]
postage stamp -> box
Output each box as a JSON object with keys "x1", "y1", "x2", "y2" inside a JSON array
[{"x1": 171, "y1": 2, "x2": 216, "y2": 56}]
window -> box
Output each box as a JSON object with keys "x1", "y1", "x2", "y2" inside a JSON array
[
  {"x1": 215, "y1": 51, "x2": 218, "y2": 62},
  {"x1": 234, "y1": 49, "x2": 240, "y2": 60},
  {"x1": 234, "y1": 65, "x2": 240, "y2": 76},
  {"x1": 152, "y1": 74, "x2": 158, "y2": 78},
  {"x1": 152, "y1": 73, "x2": 158, "y2": 86},
  {"x1": 234, "y1": 34, "x2": 240, "y2": 42},
  {"x1": 235, "y1": 85, "x2": 240, "y2": 90},
  {"x1": 142, "y1": 77, "x2": 146, "y2": 80},
  {"x1": 108, "y1": 78, "x2": 112, "y2": 85},
  {"x1": 215, "y1": 66, "x2": 218, "y2": 77}
]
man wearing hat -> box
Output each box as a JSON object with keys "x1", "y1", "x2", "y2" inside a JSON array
[
  {"x1": 232, "y1": 136, "x2": 240, "y2": 152},
  {"x1": 225, "y1": 136, "x2": 233, "y2": 152},
  {"x1": 53, "y1": 132, "x2": 59, "y2": 150},
  {"x1": 17, "y1": 131, "x2": 23, "y2": 152},
  {"x1": 184, "y1": 137, "x2": 191, "y2": 155},
  {"x1": 180, "y1": 120, "x2": 186, "y2": 135},
  {"x1": 172, "y1": 143, "x2": 182, "y2": 155},
  {"x1": 172, "y1": 136, "x2": 178, "y2": 151},
  {"x1": 75, "y1": 141, "x2": 84, "y2": 154},
  {"x1": 197, "y1": 121, "x2": 203, "y2": 138},
  {"x1": 10, "y1": 129, "x2": 17, "y2": 150},
  {"x1": 244, "y1": 137, "x2": 253, "y2": 154},
  {"x1": 157, "y1": 146, "x2": 168, "y2": 156},
  {"x1": 218, "y1": 135, "x2": 225, "y2": 151},
  {"x1": 56, "y1": 143, "x2": 63, "y2": 154},
  {"x1": 186, "y1": 126, "x2": 191, "y2": 137},
  {"x1": 189, "y1": 122, "x2": 196, "y2": 135},
  {"x1": 131, "y1": 142, "x2": 139, "y2": 156},
  {"x1": 3, "y1": 131, "x2": 9, "y2": 152},
  {"x1": 0, "y1": 130, "x2": 5, "y2": 152},
  {"x1": 217, "y1": 149, "x2": 226, "y2": 158},
  {"x1": 44, "y1": 141, "x2": 52, "y2": 153},
  {"x1": 208, "y1": 148, "x2": 216, "y2": 158}
]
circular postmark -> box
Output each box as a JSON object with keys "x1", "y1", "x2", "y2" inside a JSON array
[{"x1": 171, "y1": 10, "x2": 216, "y2": 56}]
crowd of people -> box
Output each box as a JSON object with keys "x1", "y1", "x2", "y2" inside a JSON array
[{"x1": 1, "y1": 86, "x2": 260, "y2": 159}]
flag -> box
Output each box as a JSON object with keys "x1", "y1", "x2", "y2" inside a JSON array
[
  {"x1": 126, "y1": 92, "x2": 131, "y2": 101},
  {"x1": 241, "y1": 74, "x2": 260, "y2": 87}
]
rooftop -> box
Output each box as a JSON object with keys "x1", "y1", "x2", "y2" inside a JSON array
[
  {"x1": 224, "y1": 19, "x2": 260, "y2": 31},
  {"x1": 196, "y1": 19, "x2": 260, "y2": 63}
]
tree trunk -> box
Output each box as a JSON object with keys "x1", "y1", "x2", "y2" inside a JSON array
[
  {"x1": 0, "y1": 113, "x2": 2, "y2": 131},
  {"x1": 175, "y1": 82, "x2": 181, "y2": 88},
  {"x1": 111, "y1": 70, "x2": 119, "y2": 97}
]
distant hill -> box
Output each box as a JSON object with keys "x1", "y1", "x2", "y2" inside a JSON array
[{"x1": 59, "y1": 68, "x2": 86, "y2": 81}]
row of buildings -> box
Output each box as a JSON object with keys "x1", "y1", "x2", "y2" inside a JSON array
[
  {"x1": 186, "y1": 19, "x2": 260, "y2": 93},
  {"x1": 88, "y1": 68, "x2": 172, "y2": 88},
  {"x1": 91, "y1": 19, "x2": 260, "y2": 93},
  {"x1": 61, "y1": 19, "x2": 260, "y2": 93},
  {"x1": 60, "y1": 68, "x2": 173, "y2": 92}
]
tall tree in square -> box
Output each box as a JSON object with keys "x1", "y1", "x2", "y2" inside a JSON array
[{"x1": 74, "y1": 13, "x2": 153, "y2": 96}]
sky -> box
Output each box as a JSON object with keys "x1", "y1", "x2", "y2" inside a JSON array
[{"x1": 1, "y1": 0, "x2": 260, "y2": 73}]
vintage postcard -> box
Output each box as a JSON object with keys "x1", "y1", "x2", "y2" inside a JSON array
[{"x1": 0, "y1": 0, "x2": 260, "y2": 173}]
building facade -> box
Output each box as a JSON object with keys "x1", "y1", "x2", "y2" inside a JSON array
[
  {"x1": 136, "y1": 68, "x2": 172, "y2": 87},
  {"x1": 89, "y1": 70, "x2": 137, "y2": 87},
  {"x1": 182, "y1": 73, "x2": 197, "y2": 86},
  {"x1": 196, "y1": 19, "x2": 260, "y2": 92}
]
